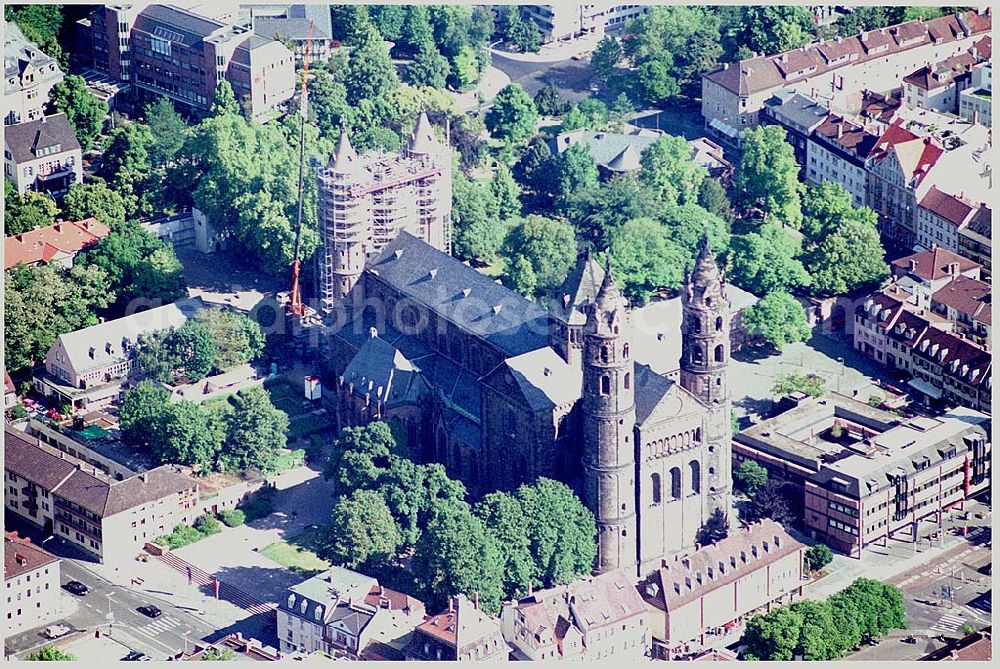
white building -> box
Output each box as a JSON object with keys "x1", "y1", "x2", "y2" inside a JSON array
[
  {"x1": 521, "y1": 4, "x2": 648, "y2": 43},
  {"x1": 4, "y1": 533, "x2": 61, "y2": 634},
  {"x1": 806, "y1": 114, "x2": 877, "y2": 208},
  {"x1": 916, "y1": 187, "x2": 980, "y2": 252},
  {"x1": 902, "y1": 52, "x2": 977, "y2": 113},
  {"x1": 3, "y1": 114, "x2": 82, "y2": 196},
  {"x1": 959, "y1": 61, "x2": 992, "y2": 126},
  {"x1": 3, "y1": 21, "x2": 64, "y2": 126}
]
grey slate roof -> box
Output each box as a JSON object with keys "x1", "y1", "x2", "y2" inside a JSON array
[
  {"x1": 4, "y1": 20, "x2": 63, "y2": 94},
  {"x1": 498, "y1": 348, "x2": 582, "y2": 411},
  {"x1": 252, "y1": 17, "x2": 331, "y2": 41},
  {"x1": 764, "y1": 91, "x2": 829, "y2": 133},
  {"x1": 634, "y1": 364, "x2": 674, "y2": 425},
  {"x1": 551, "y1": 130, "x2": 658, "y2": 171},
  {"x1": 4, "y1": 114, "x2": 80, "y2": 165},
  {"x1": 366, "y1": 233, "x2": 549, "y2": 357},
  {"x1": 134, "y1": 4, "x2": 225, "y2": 46},
  {"x1": 551, "y1": 251, "x2": 605, "y2": 326},
  {"x1": 341, "y1": 333, "x2": 428, "y2": 407}
]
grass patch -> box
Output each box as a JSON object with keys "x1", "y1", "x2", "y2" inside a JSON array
[
  {"x1": 287, "y1": 412, "x2": 334, "y2": 439},
  {"x1": 271, "y1": 448, "x2": 306, "y2": 474},
  {"x1": 260, "y1": 528, "x2": 330, "y2": 577},
  {"x1": 272, "y1": 396, "x2": 307, "y2": 417}
]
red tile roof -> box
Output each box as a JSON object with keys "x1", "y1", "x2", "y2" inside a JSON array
[
  {"x1": 921, "y1": 627, "x2": 992, "y2": 660},
  {"x1": 4, "y1": 370, "x2": 14, "y2": 396},
  {"x1": 903, "y1": 53, "x2": 976, "y2": 91},
  {"x1": 932, "y1": 275, "x2": 991, "y2": 326},
  {"x1": 5, "y1": 218, "x2": 111, "y2": 270},
  {"x1": 919, "y1": 187, "x2": 978, "y2": 227},
  {"x1": 971, "y1": 35, "x2": 992, "y2": 59},
  {"x1": 814, "y1": 114, "x2": 879, "y2": 158},
  {"x1": 891, "y1": 247, "x2": 981, "y2": 282},
  {"x1": 5, "y1": 533, "x2": 59, "y2": 581},
  {"x1": 866, "y1": 118, "x2": 920, "y2": 160}
]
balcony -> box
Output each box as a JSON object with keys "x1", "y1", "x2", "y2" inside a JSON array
[
  {"x1": 21, "y1": 486, "x2": 38, "y2": 497},
  {"x1": 54, "y1": 511, "x2": 102, "y2": 541}
]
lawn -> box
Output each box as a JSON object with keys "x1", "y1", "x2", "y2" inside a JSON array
[{"x1": 259, "y1": 528, "x2": 330, "y2": 577}]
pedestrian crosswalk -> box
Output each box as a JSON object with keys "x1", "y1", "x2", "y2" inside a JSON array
[
  {"x1": 136, "y1": 615, "x2": 182, "y2": 636},
  {"x1": 967, "y1": 593, "x2": 991, "y2": 615},
  {"x1": 930, "y1": 613, "x2": 965, "y2": 633}
]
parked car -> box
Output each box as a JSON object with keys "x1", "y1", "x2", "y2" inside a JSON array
[
  {"x1": 44, "y1": 624, "x2": 71, "y2": 639},
  {"x1": 136, "y1": 605, "x2": 162, "y2": 618},
  {"x1": 122, "y1": 651, "x2": 151, "y2": 661},
  {"x1": 63, "y1": 581, "x2": 89, "y2": 596}
]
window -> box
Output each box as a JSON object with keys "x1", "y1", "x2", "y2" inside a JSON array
[
  {"x1": 600, "y1": 375, "x2": 610, "y2": 395},
  {"x1": 624, "y1": 372, "x2": 631, "y2": 390},
  {"x1": 715, "y1": 316, "x2": 723, "y2": 331},
  {"x1": 670, "y1": 467, "x2": 682, "y2": 500},
  {"x1": 689, "y1": 460, "x2": 701, "y2": 495},
  {"x1": 651, "y1": 473, "x2": 662, "y2": 504},
  {"x1": 601, "y1": 346, "x2": 610, "y2": 363},
  {"x1": 693, "y1": 345, "x2": 704, "y2": 365},
  {"x1": 714, "y1": 344, "x2": 724, "y2": 363}
]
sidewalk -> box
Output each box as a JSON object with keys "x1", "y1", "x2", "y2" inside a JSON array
[
  {"x1": 449, "y1": 66, "x2": 511, "y2": 113},
  {"x1": 489, "y1": 32, "x2": 603, "y2": 64}
]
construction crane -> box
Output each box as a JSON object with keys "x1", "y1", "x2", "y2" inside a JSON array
[{"x1": 286, "y1": 20, "x2": 314, "y2": 318}]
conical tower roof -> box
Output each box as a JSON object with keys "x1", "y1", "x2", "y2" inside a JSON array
[
  {"x1": 606, "y1": 144, "x2": 642, "y2": 172},
  {"x1": 328, "y1": 126, "x2": 367, "y2": 180},
  {"x1": 407, "y1": 111, "x2": 437, "y2": 156},
  {"x1": 552, "y1": 250, "x2": 605, "y2": 325},
  {"x1": 594, "y1": 257, "x2": 623, "y2": 308},
  {"x1": 691, "y1": 232, "x2": 720, "y2": 284}
]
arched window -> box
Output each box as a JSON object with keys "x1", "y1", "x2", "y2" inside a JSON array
[
  {"x1": 623, "y1": 343, "x2": 629, "y2": 359},
  {"x1": 693, "y1": 345, "x2": 704, "y2": 364},
  {"x1": 601, "y1": 375, "x2": 610, "y2": 395},
  {"x1": 705, "y1": 296, "x2": 713, "y2": 306},
  {"x1": 693, "y1": 317, "x2": 702, "y2": 334},
  {"x1": 670, "y1": 468, "x2": 682, "y2": 500},
  {"x1": 601, "y1": 345, "x2": 610, "y2": 363},
  {"x1": 714, "y1": 344, "x2": 725, "y2": 363},
  {"x1": 716, "y1": 316, "x2": 724, "y2": 332},
  {"x1": 651, "y1": 473, "x2": 662, "y2": 504},
  {"x1": 689, "y1": 460, "x2": 701, "y2": 495},
  {"x1": 624, "y1": 372, "x2": 631, "y2": 390},
  {"x1": 437, "y1": 431, "x2": 447, "y2": 461}
]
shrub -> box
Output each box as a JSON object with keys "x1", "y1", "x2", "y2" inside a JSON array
[
  {"x1": 9, "y1": 404, "x2": 27, "y2": 420},
  {"x1": 868, "y1": 395, "x2": 883, "y2": 408},
  {"x1": 241, "y1": 485, "x2": 276, "y2": 522},
  {"x1": 25, "y1": 645, "x2": 76, "y2": 661},
  {"x1": 156, "y1": 523, "x2": 204, "y2": 550},
  {"x1": 219, "y1": 509, "x2": 245, "y2": 527},
  {"x1": 194, "y1": 513, "x2": 222, "y2": 537},
  {"x1": 805, "y1": 543, "x2": 834, "y2": 573}
]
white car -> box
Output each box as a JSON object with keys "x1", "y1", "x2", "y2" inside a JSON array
[{"x1": 44, "y1": 624, "x2": 71, "y2": 639}]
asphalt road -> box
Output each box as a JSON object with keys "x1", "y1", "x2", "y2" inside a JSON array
[{"x1": 489, "y1": 51, "x2": 598, "y2": 102}]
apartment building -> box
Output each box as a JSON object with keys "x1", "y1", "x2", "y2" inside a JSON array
[
  {"x1": 5, "y1": 218, "x2": 111, "y2": 271},
  {"x1": 639, "y1": 520, "x2": 805, "y2": 660},
  {"x1": 176, "y1": 633, "x2": 282, "y2": 661},
  {"x1": 805, "y1": 114, "x2": 877, "y2": 207},
  {"x1": 278, "y1": 566, "x2": 425, "y2": 659},
  {"x1": 90, "y1": 3, "x2": 295, "y2": 121},
  {"x1": 701, "y1": 10, "x2": 992, "y2": 145},
  {"x1": 500, "y1": 569, "x2": 648, "y2": 661},
  {"x1": 803, "y1": 406, "x2": 990, "y2": 557},
  {"x1": 33, "y1": 297, "x2": 205, "y2": 411},
  {"x1": 4, "y1": 21, "x2": 64, "y2": 126},
  {"x1": 909, "y1": 327, "x2": 992, "y2": 412},
  {"x1": 889, "y1": 247, "x2": 981, "y2": 310},
  {"x1": 4, "y1": 426, "x2": 200, "y2": 566},
  {"x1": 404, "y1": 594, "x2": 507, "y2": 662},
  {"x1": 930, "y1": 275, "x2": 990, "y2": 348},
  {"x1": 957, "y1": 207, "x2": 991, "y2": 277},
  {"x1": 959, "y1": 62, "x2": 991, "y2": 126},
  {"x1": 249, "y1": 4, "x2": 334, "y2": 61},
  {"x1": 4, "y1": 533, "x2": 61, "y2": 634},
  {"x1": 916, "y1": 188, "x2": 981, "y2": 253},
  {"x1": 759, "y1": 90, "x2": 829, "y2": 173},
  {"x1": 520, "y1": 4, "x2": 648, "y2": 43},
  {"x1": 3, "y1": 113, "x2": 82, "y2": 196},
  {"x1": 902, "y1": 52, "x2": 977, "y2": 113}
]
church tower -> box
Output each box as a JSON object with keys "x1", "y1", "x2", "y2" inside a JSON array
[
  {"x1": 680, "y1": 236, "x2": 733, "y2": 517},
  {"x1": 582, "y1": 263, "x2": 637, "y2": 574}
]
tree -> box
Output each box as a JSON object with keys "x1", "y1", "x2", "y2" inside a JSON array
[
  {"x1": 533, "y1": 83, "x2": 565, "y2": 116},
  {"x1": 165, "y1": 320, "x2": 216, "y2": 381},
  {"x1": 555, "y1": 143, "x2": 599, "y2": 209},
  {"x1": 144, "y1": 97, "x2": 190, "y2": 167},
  {"x1": 405, "y1": 42, "x2": 450, "y2": 89},
  {"x1": 734, "y1": 460, "x2": 768, "y2": 496},
  {"x1": 790, "y1": 600, "x2": 841, "y2": 660},
  {"x1": 222, "y1": 386, "x2": 289, "y2": 473},
  {"x1": 657, "y1": 203, "x2": 731, "y2": 264},
  {"x1": 734, "y1": 126, "x2": 802, "y2": 229},
  {"x1": 745, "y1": 481, "x2": 796, "y2": 526},
  {"x1": 772, "y1": 372, "x2": 826, "y2": 398},
  {"x1": 501, "y1": 215, "x2": 577, "y2": 295},
  {"x1": 324, "y1": 422, "x2": 402, "y2": 492},
  {"x1": 343, "y1": 4, "x2": 376, "y2": 46},
  {"x1": 696, "y1": 507, "x2": 730, "y2": 546},
  {"x1": 830, "y1": 579, "x2": 906, "y2": 641},
  {"x1": 697, "y1": 177, "x2": 735, "y2": 223},
  {"x1": 490, "y1": 164, "x2": 521, "y2": 221},
  {"x1": 728, "y1": 224, "x2": 811, "y2": 295},
  {"x1": 400, "y1": 5, "x2": 435, "y2": 55},
  {"x1": 149, "y1": 400, "x2": 224, "y2": 469},
  {"x1": 635, "y1": 51, "x2": 680, "y2": 104},
  {"x1": 566, "y1": 175, "x2": 660, "y2": 250},
  {"x1": 805, "y1": 544, "x2": 834, "y2": 573},
  {"x1": 741, "y1": 606, "x2": 805, "y2": 661},
  {"x1": 371, "y1": 5, "x2": 406, "y2": 42},
  {"x1": 61, "y1": 182, "x2": 127, "y2": 230},
  {"x1": 25, "y1": 646, "x2": 76, "y2": 661},
  {"x1": 609, "y1": 217, "x2": 689, "y2": 303},
  {"x1": 591, "y1": 35, "x2": 623, "y2": 83},
  {"x1": 802, "y1": 190, "x2": 887, "y2": 296},
  {"x1": 743, "y1": 291, "x2": 812, "y2": 350},
  {"x1": 486, "y1": 84, "x2": 538, "y2": 145},
  {"x1": 3, "y1": 187, "x2": 57, "y2": 235},
  {"x1": 452, "y1": 172, "x2": 506, "y2": 263},
  {"x1": 194, "y1": 513, "x2": 222, "y2": 536},
  {"x1": 449, "y1": 44, "x2": 481, "y2": 90},
  {"x1": 474, "y1": 492, "x2": 536, "y2": 598},
  {"x1": 514, "y1": 136, "x2": 558, "y2": 202},
  {"x1": 195, "y1": 308, "x2": 264, "y2": 372},
  {"x1": 323, "y1": 489, "x2": 403, "y2": 569},
  {"x1": 210, "y1": 80, "x2": 240, "y2": 117},
  {"x1": 412, "y1": 501, "x2": 504, "y2": 615},
  {"x1": 344, "y1": 29, "x2": 399, "y2": 105},
  {"x1": 731, "y1": 6, "x2": 815, "y2": 56},
  {"x1": 50, "y1": 75, "x2": 107, "y2": 151},
  {"x1": 515, "y1": 478, "x2": 597, "y2": 588},
  {"x1": 100, "y1": 122, "x2": 154, "y2": 184},
  {"x1": 640, "y1": 134, "x2": 707, "y2": 206},
  {"x1": 200, "y1": 647, "x2": 238, "y2": 661},
  {"x1": 118, "y1": 381, "x2": 171, "y2": 447}
]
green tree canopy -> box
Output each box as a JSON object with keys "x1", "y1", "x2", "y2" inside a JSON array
[
  {"x1": 515, "y1": 478, "x2": 597, "y2": 588},
  {"x1": 210, "y1": 80, "x2": 240, "y2": 117},
  {"x1": 324, "y1": 422, "x2": 405, "y2": 492},
  {"x1": 734, "y1": 125, "x2": 803, "y2": 229},
  {"x1": 733, "y1": 460, "x2": 768, "y2": 496},
  {"x1": 118, "y1": 380, "x2": 171, "y2": 447},
  {"x1": 4, "y1": 185, "x2": 57, "y2": 235},
  {"x1": 696, "y1": 507, "x2": 730, "y2": 546},
  {"x1": 194, "y1": 308, "x2": 265, "y2": 372},
  {"x1": 743, "y1": 291, "x2": 812, "y2": 350},
  {"x1": 323, "y1": 489, "x2": 403, "y2": 569},
  {"x1": 486, "y1": 84, "x2": 538, "y2": 145},
  {"x1": 591, "y1": 35, "x2": 623, "y2": 83},
  {"x1": 555, "y1": 143, "x2": 599, "y2": 209},
  {"x1": 148, "y1": 400, "x2": 224, "y2": 470},
  {"x1": 566, "y1": 174, "x2": 660, "y2": 250},
  {"x1": 533, "y1": 83, "x2": 566, "y2": 116},
  {"x1": 144, "y1": 97, "x2": 190, "y2": 167},
  {"x1": 609, "y1": 217, "x2": 689, "y2": 303},
  {"x1": 50, "y1": 75, "x2": 107, "y2": 151},
  {"x1": 474, "y1": 492, "x2": 536, "y2": 598},
  {"x1": 25, "y1": 645, "x2": 76, "y2": 661},
  {"x1": 490, "y1": 163, "x2": 521, "y2": 220},
  {"x1": 166, "y1": 320, "x2": 216, "y2": 381},
  {"x1": 805, "y1": 544, "x2": 834, "y2": 573},
  {"x1": 697, "y1": 177, "x2": 735, "y2": 223},
  {"x1": 200, "y1": 647, "x2": 237, "y2": 661},
  {"x1": 772, "y1": 372, "x2": 826, "y2": 398},
  {"x1": 405, "y1": 41, "x2": 450, "y2": 89},
  {"x1": 501, "y1": 215, "x2": 577, "y2": 295},
  {"x1": 639, "y1": 134, "x2": 707, "y2": 206},
  {"x1": 344, "y1": 28, "x2": 399, "y2": 105},
  {"x1": 221, "y1": 386, "x2": 289, "y2": 473},
  {"x1": 452, "y1": 171, "x2": 506, "y2": 263},
  {"x1": 741, "y1": 605, "x2": 805, "y2": 661},
  {"x1": 61, "y1": 182, "x2": 127, "y2": 230},
  {"x1": 730, "y1": 6, "x2": 815, "y2": 56},
  {"x1": 728, "y1": 224, "x2": 811, "y2": 295},
  {"x1": 745, "y1": 481, "x2": 796, "y2": 526}
]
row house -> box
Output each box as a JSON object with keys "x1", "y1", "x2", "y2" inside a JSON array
[
  {"x1": 701, "y1": 9, "x2": 992, "y2": 145},
  {"x1": 889, "y1": 247, "x2": 981, "y2": 310},
  {"x1": 915, "y1": 187, "x2": 981, "y2": 253},
  {"x1": 639, "y1": 520, "x2": 805, "y2": 659},
  {"x1": 930, "y1": 274, "x2": 991, "y2": 348},
  {"x1": 959, "y1": 61, "x2": 991, "y2": 126},
  {"x1": 405, "y1": 594, "x2": 508, "y2": 662},
  {"x1": 519, "y1": 4, "x2": 650, "y2": 44},
  {"x1": 805, "y1": 113, "x2": 878, "y2": 207},
  {"x1": 3, "y1": 113, "x2": 83, "y2": 196},
  {"x1": 957, "y1": 207, "x2": 991, "y2": 278},
  {"x1": 3, "y1": 21, "x2": 64, "y2": 126},
  {"x1": 759, "y1": 90, "x2": 829, "y2": 174},
  {"x1": 4, "y1": 532, "x2": 61, "y2": 634},
  {"x1": 4, "y1": 426, "x2": 200, "y2": 566},
  {"x1": 5, "y1": 218, "x2": 111, "y2": 271},
  {"x1": 500, "y1": 569, "x2": 648, "y2": 661},
  {"x1": 902, "y1": 52, "x2": 978, "y2": 113},
  {"x1": 910, "y1": 327, "x2": 991, "y2": 413}
]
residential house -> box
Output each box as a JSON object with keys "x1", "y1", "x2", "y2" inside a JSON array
[
  {"x1": 701, "y1": 10, "x2": 992, "y2": 145},
  {"x1": 760, "y1": 90, "x2": 829, "y2": 173},
  {"x1": 915, "y1": 187, "x2": 979, "y2": 252},
  {"x1": 902, "y1": 52, "x2": 977, "y2": 113},
  {"x1": 405, "y1": 594, "x2": 507, "y2": 662},
  {"x1": 500, "y1": 569, "x2": 648, "y2": 661},
  {"x1": 278, "y1": 566, "x2": 425, "y2": 659},
  {"x1": 909, "y1": 327, "x2": 991, "y2": 411},
  {"x1": 852, "y1": 283, "x2": 923, "y2": 367},
  {"x1": 3, "y1": 21, "x2": 64, "y2": 126},
  {"x1": 806, "y1": 113, "x2": 878, "y2": 207},
  {"x1": 639, "y1": 520, "x2": 805, "y2": 660},
  {"x1": 5, "y1": 218, "x2": 112, "y2": 271},
  {"x1": 921, "y1": 626, "x2": 992, "y2": 661},
  {"x1": 688, "y1": 137, "x2": 733, "y2": 181},
  {"x1": 4, "y1": 426, "x2": 200, "y2": 565},
  {"x1": 519, "y1": 4, "x2": 649, "y2": 43},
  {"x1": 858, "y1": 89, "x2": 902, "y2": 130},
  {"x1": 957, "y1": 206, "x2": 991, "y2": 277},
  {"x1": 33, "y1": 297, "x2": 205, "y2": 412},
  {"x1": 3, "y1": 113, "x2": 82, "y2": 196},
  {"x1": 889, "y1": 247, "x2": 981, "y2": 310},
  {"x1": 4, "y1": 532, "x2": 61, "y2": 634},
  {"x1": 959, "y1": 61, "x2": 991, "y2": 126},
  {"x1": 930, "y1": 274, "x2": 991, "y2": 348}
]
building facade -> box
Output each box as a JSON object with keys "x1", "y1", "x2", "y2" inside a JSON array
[
  {"x1": 4, "y1": 533, "x2": 61, "y2": 634},
  {"x1": 316, "y1": 114, "x2": 452, "y2": 312},
  {"x1": 4, "y1": 21, "x2": 65, "y2": 126},
  {"x1": 405, "y1": 594, "x2": 507, "y2": 662},
  {"x1": 902, "y1": 53, "x2": 977, "y2": 113},
  {"x1": 959, "y1": 62, "x2": 991, "y2": 126},
  {"x1": 957, "y1": 207, "x2": 991, "y2": 277},
  {"x1": 916, "y1": 187, "x2": 979, "y2": 252},
  {"x1": 3, "y1": 114, "x2": 82, "y2": 196},
  {"x1": 806, "y1": 113, "x2": 877, "y2": 208},
  {"x1": 520, "y1": 4, "x2": 649, "y2": 43}
]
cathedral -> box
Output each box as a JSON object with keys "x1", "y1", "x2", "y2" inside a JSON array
[{"x1": 323, "y1": 228, "x2": 733, "y2": 579}]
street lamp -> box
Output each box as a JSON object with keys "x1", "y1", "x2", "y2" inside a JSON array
[{"x1": 106, "y1": 593, "x2": 115, "y2": 636}]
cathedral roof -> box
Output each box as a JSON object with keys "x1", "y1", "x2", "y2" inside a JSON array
[
  {"x1": 484, "y1": 348, "x2": 582, "y2": 412},
  {"x1": 406, "y1": 111, "x2": 438, "y2": 156},
  {"x1": 341, "y1": 330, "x2": 428, "y2": 406},
  {"x1": 551, "y1": 251, "x2": 605, "y2": 326}
]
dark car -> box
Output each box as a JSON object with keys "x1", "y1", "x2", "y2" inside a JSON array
[
  {"x1": 122, "y1": 651, "x2": 149, "y2": 661},
  {"x1": 979, "y1": 563, "x2": 992, "y2": 576},
  {"x1": 136, "y1": 605, "x2": 162, "y2": 618},
  {"x1": 64, "y1": 581, "x2": 89, "y2": 596}
]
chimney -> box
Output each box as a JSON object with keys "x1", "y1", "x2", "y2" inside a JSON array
[
  {"x1": 448, "y1": 597, "x2": 454, "y2": 613},
  {"x1": 837, "y1": 123, "x2": 844, "y2": 139},
  {"x1": 909, "y1": 259, "x2": 917, "y2": 271},
  {"x1": 474, "y1": 591, "x2": 479, "y2": 610},
  {"x1": 949, "y1": 262, "x2": 960, "y2": 275}
]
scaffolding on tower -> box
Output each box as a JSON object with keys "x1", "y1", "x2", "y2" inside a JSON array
[{"x1": 286, "y1": 20, "x2": 316, "y2": 319}]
